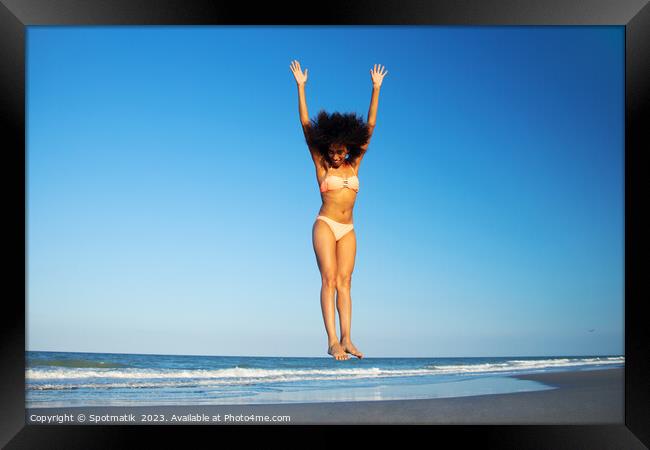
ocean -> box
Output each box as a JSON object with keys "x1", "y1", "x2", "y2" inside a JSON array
[{"x1": 26, "y1": 351, "x2": 624, "y2": 408}]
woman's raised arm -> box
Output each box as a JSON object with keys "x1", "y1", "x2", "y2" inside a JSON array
[{"x1": 361, "y1": 64, "x2": 388, "y2": 151}]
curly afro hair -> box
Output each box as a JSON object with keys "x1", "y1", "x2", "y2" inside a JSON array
[{"x1": 305, "y1": 109, "x2": 371, "y2": 164}]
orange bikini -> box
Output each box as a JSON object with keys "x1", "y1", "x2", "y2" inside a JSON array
[
  {"x1": 315, "y1": 164, "x2": 359, "y2": 241},
  {"x1": 319, "y1": 164, "x2": 359, "y2": 193}
]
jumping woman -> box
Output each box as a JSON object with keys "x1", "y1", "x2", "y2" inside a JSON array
[{"x1": 289, "y1": 60, "x2": 388, "y2": 361}]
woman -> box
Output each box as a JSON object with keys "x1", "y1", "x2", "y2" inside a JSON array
[{"x1": 289, "y1": 60, "x2": 388, "y2": 361}]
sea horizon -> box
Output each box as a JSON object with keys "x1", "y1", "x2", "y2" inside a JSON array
[{"x1": 25, "y1": 349, "x2": 625, "y2": 359}]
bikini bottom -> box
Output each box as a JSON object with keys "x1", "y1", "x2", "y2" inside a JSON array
[{"x1": 315, "y1": 215, "x2": 354, "y2": 241}]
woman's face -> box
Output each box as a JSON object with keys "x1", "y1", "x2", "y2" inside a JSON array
[{"x1": 328, "y1": 144, "x2": 349, "y2": 166}]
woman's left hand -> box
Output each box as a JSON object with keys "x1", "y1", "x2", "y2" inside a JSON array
[{"x1": 370, "y1": 64, "x2": 388, "y2": 87}]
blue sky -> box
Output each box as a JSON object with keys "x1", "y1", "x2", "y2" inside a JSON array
[{"x1": 27, "y1": 26, "x2": 624, "y2": 357}]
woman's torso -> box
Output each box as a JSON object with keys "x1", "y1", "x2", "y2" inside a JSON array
[{"x1": 317, "y1": 160, "x2": 359, "y2": 224}]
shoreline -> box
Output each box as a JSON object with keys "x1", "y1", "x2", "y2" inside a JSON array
[{"x1": 26, "y1": 367, "x2": 623, "y2": 425}]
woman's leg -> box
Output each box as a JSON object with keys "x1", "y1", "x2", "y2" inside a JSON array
[
  {"x1": 335, "y1": 229, "x2": 363, "y2": 358},
  {"x1": 313, "y1": 219, "x2": 350, "y2": 360}
]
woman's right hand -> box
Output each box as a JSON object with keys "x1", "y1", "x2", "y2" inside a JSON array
[{"x1": 290, "y1": 60, "x2": 308, "y2": 86}]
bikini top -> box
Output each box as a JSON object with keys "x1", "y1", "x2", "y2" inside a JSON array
[{"x1": 319, "y1": 164, "x2": 359, "y2": 193}]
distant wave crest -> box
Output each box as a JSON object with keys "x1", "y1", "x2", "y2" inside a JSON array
[
  {"x1": 424, "y1": 356, "x2": 624, "y2": 373},
  {"x1": 28, "y1": 358, "x2": 128, "y2": 369}
]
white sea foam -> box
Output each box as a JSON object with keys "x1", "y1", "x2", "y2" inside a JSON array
[
  {"x1": 27, "y1": 366, "x2": 419, "y2": 381},
  {"x1": 26, "y1": 356, "x2": 624, "y2": 390},
  {"x1": 424, "y1": 356, "x2": 625, "y2": 373}
]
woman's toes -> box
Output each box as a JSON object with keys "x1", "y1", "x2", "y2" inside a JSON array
[
  {"x1": 343, "y1": 342, "x2": 362, "y2": 358},
  {"x1": 328, "y1": 341, "x2": 354, "y2": 360},
  {"x1": 329, "y1": 343, "x2": 347, "y2": 360}
]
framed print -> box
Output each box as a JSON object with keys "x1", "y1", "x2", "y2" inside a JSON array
[{"x1": 1, "y1": 0, "x2": 648, "y2": 448}]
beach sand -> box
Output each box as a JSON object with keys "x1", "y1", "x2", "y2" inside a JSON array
[{"x1": 25, "y1": 367, "x2": 623, "y2": 425}]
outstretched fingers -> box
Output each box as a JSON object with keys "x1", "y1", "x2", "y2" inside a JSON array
[{"x1": 371, "y1": 63, "x2": 388, "y2": 77}]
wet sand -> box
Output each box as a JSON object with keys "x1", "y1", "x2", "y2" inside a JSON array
[{"x1": 25, "y1": 367, "x2": 623, "y2": 425}]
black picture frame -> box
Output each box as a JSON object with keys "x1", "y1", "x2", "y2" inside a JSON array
[{"x1": 2, "y1": 0, "x2": 648, "y2": 447}]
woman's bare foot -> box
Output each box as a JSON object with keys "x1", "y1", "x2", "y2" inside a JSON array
[
  {"x1": 340, "y1": 337, "x2": 363, "y2": 358},
  {"x1": 328, "y1": 341, "x2": 350, "y2": 361}
]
